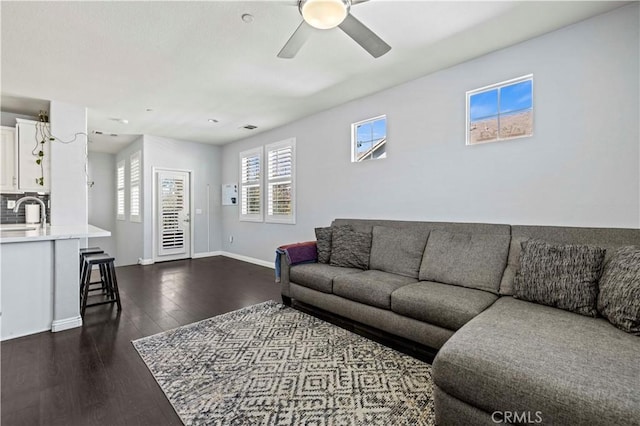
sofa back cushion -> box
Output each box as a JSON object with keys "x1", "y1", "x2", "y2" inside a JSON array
[
  {"x1": 419, "y1": 230, "x2": 510, "y2": 294},
  {"x1": 369, "y1": 226, "x2": 429, "y2": 278},
  {"x1": 501, "y1": 225, "x2": 640, "y2": 295}
]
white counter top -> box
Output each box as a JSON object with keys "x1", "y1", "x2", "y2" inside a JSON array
[{"x1": 0, "y1": 224, "x2": 110, "y2": 243}]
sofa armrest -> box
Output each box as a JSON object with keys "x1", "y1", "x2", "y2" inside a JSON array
[
  {"x1": 280, "y1": 251, "x2": 293, "y2": 299},
  {"x1": 277, "y1": 241, "x2": 318, "y2": 302}
]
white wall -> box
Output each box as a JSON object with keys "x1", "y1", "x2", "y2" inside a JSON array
[
  {"x1": 142, "y1": 135, "x2": 222, "y2": 260},
  {"x1": 87, "y1": 151, "x2": 117, "y2": 260},
  {"x1": 49, "y1": 101, "x2": 88, "y2": 226},
  {"x1": 220, "y1": 4, "x2": 640, "y2": 264},
  {"x1": 115, "y1": 137, "x2": 144, "y2": 266},
  {"x1": 0, "y1": 112, "x2": 38, "y2": 127}
]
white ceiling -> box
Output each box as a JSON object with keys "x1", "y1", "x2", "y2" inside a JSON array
[{"x1": 1, "y1": 1, "x2": 627, "y2": 153}]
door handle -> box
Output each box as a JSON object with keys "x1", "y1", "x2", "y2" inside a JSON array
[{"x1": 183, "y1": 219, "x2": 190, "y2": 223}]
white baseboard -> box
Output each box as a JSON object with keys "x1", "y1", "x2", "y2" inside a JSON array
[
  {"x1": 219, "y1": 251, "x2": 275, "y2": 269},
  {"x1": 51, "y1": 316, "x2": 83, "y2": 332},
  {"x1": 192, "y1": 251, "x2": 223, "y2": 259},
  {"x1": 138, "y1": 251, "x2": 273, "y2": 269}
]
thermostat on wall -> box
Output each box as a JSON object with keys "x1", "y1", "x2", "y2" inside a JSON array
[{"x1": 222, "y1": 183, "x2": 238, "y2": 206}]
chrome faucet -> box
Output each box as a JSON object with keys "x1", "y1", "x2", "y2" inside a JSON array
[{"x1": 13, "y1": 196, "x2": 47, "y2": 228}]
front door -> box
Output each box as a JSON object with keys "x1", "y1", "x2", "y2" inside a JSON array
[{"x1": 155, "y1": 169, "x2": 191, "y2": 262}]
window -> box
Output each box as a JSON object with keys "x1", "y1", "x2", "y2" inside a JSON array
[
  {"x1": 239, "y1": 147, "x2": 263, "y2": 222},
  {"x1": 467, "y1": 75, "x2": 533, "y2": 145},
  {"x1": 266, "y1": 138, "x2": 296, "y2": 224},
  {"x1": 352, "y1": 115, "x2": 386, "y2": 162},
  {"x1": 130, "y1": 151, "x2": 141, "y2": 222},
  {"x1": 116, "y1": 160, "x2": 125, "y2": 220}
]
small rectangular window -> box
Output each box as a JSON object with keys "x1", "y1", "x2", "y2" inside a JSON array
[
  {"x1": 130, "y1": 151, "x2": 141, "y2": 223},
  {"x1": 266, "y1": 138, "x2": 296, "y2": 224},
  {"x1": 239, "y1": 147, "x2": 263, "y2": 222},
  {"x1": 467, "y1": 75, "x2": 533, "y2": 145},
  {"x1": 116, "y1": 160, "x2": 125, "y2": 220},
  {"x1": 352, "y1": 115, "x2": 387, "y2": 162}
]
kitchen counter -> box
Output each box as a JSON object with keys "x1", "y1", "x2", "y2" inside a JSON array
[
  {"x1": 0, "y1": 224, "x2": 110, "y2": 243},
  {"x1": 1, "y1": 224, "x2": 111, "y2": 340}
]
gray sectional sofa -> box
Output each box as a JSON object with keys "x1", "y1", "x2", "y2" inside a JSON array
[{"x1": 278, "y1": 218, "x2": 640, "y2": 425}]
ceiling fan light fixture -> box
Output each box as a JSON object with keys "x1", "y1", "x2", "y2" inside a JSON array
[{"x1": 300, "y1": 0, "x2": 350, "y2": 30}]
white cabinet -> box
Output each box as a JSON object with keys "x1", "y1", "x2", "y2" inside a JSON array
[
  {"x1": 16, "y1": 118, "x2": 50, "y2": 193},
  {"x1": 0, "y1": 126, "x2": 17, "y2": 191}
]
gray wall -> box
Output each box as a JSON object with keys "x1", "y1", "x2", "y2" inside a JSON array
[
  {"x1": 87, "y1": 151, "x2": 116, "y2": 261},
  {"x1": 114, "y1": 137, "x2": 144, "y2": 266},
  {"x1": 142, "y1": 135, "x2": 222, "y2": 260},
  {"x1": 220, "y1": 4, "x2": 640, "y2": 264}
]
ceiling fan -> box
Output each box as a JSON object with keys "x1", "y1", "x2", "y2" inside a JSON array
[{"x1": 278, "y1": 0, "x2": 391, "y2": 59}]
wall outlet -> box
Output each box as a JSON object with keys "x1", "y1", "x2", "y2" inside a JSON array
[
  {"x1": 195, "y1": 208, "x2": 203, "y2": 214},
  {"x1": 229, "y1": 235, "x2": 234, "y2": 243},
  {"x1": 7, "y1": 200, "x2": 15, "y2": 209}
]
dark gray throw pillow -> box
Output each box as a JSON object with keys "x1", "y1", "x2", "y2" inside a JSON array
[
  {"x1": 315, "y1": 227, "x2": 333, "y2": 264},
  {"x1": 514, "y1": 239, "x2": 605, "y2": 317},
  {"x1": 330, "y1": 226, "x2": 372, "y2": 270},
  {"x1": 597, "y1": 246, "x2": 640, "y2": 335}
]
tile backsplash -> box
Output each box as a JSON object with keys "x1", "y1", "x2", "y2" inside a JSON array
[{"x1": 1, "y1": 193, "x2": 51, "y2": 224}]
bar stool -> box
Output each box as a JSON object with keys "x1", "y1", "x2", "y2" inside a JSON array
[
  {"x1": 79, "y1": 247, "x2": 104, "y2": 288},
  {"x1": 80, "y1": 253, "x2": 122, "y2": 316}
]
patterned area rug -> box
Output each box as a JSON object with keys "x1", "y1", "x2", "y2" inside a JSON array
[{"x1": 132, "y1": 301, "x2": 435, "y2": 425}]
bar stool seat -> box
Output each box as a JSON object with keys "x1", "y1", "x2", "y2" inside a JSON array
[
  {"x1": 80, "y1": 253, "x2": 121, "y2": 316},
  {"x1": 79, "y1": 247, "x2": 104, "y2": 286}
]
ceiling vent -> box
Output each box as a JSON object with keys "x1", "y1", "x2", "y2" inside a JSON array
[
  {"x1": 92, "y1": 130, "x2": 119, "y2": 137},
  {"x1": 242, "y1": 125, "x2": 258, "y2": 130}
]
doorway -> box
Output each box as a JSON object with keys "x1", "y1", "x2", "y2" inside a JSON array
[{"x1": 154, "y1": 169, "x2": 192, "y2": 262}]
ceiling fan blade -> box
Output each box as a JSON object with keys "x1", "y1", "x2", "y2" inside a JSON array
[
  {"x1": 351, "y1": 0, "x2": 370, "y2": 5},
  {"x1": 277, "y1": 21, "x2": 313, "y2": 59},
  {"x1": 338, "y1": 13, "x2": 391, "y2": 58}
]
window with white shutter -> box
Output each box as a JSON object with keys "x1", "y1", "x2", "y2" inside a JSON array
[
  {"x1": 266, "y1": 138, "x2": 295, "y2": 224},
  {"x1": 116, "y1": 160, "x2": 125, "y2": 220},
  {"x1": 239, "y1": 147, "x2": 263, "y2": 222},
  {"x1": 130, "y1": 151, "x2": 141, "y2": 222}
]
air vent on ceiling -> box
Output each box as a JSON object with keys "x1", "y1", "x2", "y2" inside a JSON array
[
  {"x1": 92, "y1": 130, "x2": 119, "y2": 137},
  {"x1": 242, "y1": 125, "x2": 258, "y2": 130}
]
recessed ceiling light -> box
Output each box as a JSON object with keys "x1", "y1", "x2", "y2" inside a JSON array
[
  {"x1": 146, "y1": 108, "x2": 154, "y2": 112},
  {"x1": 208, "y1": 119, "x2": 219, "y2": 123},
  {"x1": 241, "y1": 13, "x2": 254, "y2": 23},
  {"x1": 109, "y1": 117, "x2": 129, "y2": 124},
  {"x1": 242, "y1": 125, "x2": 258, "y2": 130}
]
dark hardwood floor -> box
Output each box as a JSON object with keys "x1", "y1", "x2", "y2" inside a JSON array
[{"x1": 1, "y1": 256, "x2": 280, "y2": 426}]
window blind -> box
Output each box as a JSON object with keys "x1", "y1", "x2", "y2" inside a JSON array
[
  {"x1": 266, "y1": 139, "x2": 295, "y2": 224},
  {"x1": 239, "y1": 147, "x2": 263, "y2": 221},
  {"x1": 130, "y1": 151, "x2": 141, "y2": 222},
  {"x1": 116, "y1": 160, "x2": 125, "y2": 220}
]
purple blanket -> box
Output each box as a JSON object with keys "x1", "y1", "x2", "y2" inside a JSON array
[{"x1": 275, "y1": 241, "x2": 317, "y2": 282}]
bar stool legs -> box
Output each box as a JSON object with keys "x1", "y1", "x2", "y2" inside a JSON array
[{"x1": 80, "y1": 252, "x2": 122, "y2": 317}]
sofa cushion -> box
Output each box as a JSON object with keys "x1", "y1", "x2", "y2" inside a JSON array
[
  {"x1": 499, "y1": 235, "x2": 529, "y2": 296},
  {"x1": 419, "y1": 230, "x2": 510, "y2": 294},
  {"x1": 289, "y1": 263, "x2": 361, "y2": 293},
  {"x1": 369, "y1": 226, "x2": 429, "y2": 278},
  {"x1": 333, "y1": 270, "x2": 417, "y2": 309},
  {"x1": 598, "y1": 246, "x2": 640, "y2": 334},
  {"x1": 391, "y1": 282, "x2": 498, "y2": 330},
  {"x1": 330, "y1": 226, "x2": 372, "y2": 270},
  {"x1": 514, "y1": 239, "x2": 605, "y2": 317},
  {"x1": 314, "y1": 226, "x2": 333, "y2": 264},
  {"x1": 433, "y1": 297, "x2": 640, "y2": 426}
]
